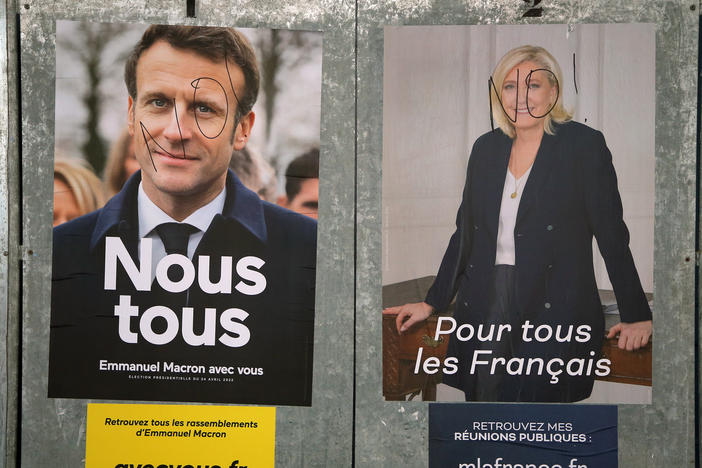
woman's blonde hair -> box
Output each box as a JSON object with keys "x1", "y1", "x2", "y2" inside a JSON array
[
  {"x1": 54, "y1": 157, "x2": 107, "y2": 216},
  {"x1": 490, "y1": 45, "x2": 572, "y2": 138}
]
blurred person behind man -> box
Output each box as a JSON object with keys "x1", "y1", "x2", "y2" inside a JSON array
[
  {"x1": 103, "y1": 128, "x2": 140, "y2": 197},
  {"x1": 277, "y1": 148, "x2": 319, "y2": 219},
  {"x1": 229, "y1": 145, "x2": 278, "y2": 202},
  {"x1": 54, "y1": 156, "x2": 107, "y2": 226}
]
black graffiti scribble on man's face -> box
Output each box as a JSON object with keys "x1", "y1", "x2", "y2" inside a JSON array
[{"x1": 128, "y1": 41, "x2": 244, "y2": 203}]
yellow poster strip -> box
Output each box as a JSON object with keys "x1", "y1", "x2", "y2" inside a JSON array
[{"x1": 86, "y1": 403, "x2": 275, "y2": 468}]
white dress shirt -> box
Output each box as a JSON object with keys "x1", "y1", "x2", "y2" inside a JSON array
[
  {"x1": 495, "y1": 166, "x2": 533, "y2": 265},
  {"x1": 137, "y1": 182, "x2": 226, "y2": 279}
]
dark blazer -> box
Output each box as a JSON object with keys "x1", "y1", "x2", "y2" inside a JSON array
[
  {"x1": 49, "y1": 170, "x2": 317, "y2": 406},
  {"x1": 425, "y1": 121, "x2": 652, "y2": 402}
]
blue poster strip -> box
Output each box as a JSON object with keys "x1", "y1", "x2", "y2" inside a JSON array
[{"x1": 429, "y1": 403, "x2": 617, "y2": 468}]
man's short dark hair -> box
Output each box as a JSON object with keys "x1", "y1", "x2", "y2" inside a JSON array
[
  {"x1": 285, "y1": 148, "x2": 319, "y2": 200},
  {"x1": 124, "y1": 25, "x2": 260, "y2": 119}
]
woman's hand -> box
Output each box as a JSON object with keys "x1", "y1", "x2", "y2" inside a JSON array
[
  {"x1": 606, "y1": 320, "x2": 652, "y2": 351},
  {"x1": 383, "y1": 302, "x2": 435, "y2": 334}
]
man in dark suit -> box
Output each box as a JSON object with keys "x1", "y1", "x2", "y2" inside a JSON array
[{"x1": 49, "y1": 25, "x2": 316, "y2": 406}]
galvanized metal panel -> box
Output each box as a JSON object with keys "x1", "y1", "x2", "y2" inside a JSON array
[
  {"x1": 17, "y1": 1, "x2": 355, "y2": 467},
  {"x1": 1, "y1": 0, "x2": 21, "y2": 466},
  {"x1": 355, "y1": 1, "x2": 697, "y2": 466},
  {"x1": 7, "y1": 0, "x2": 699, "y2": 466},
  {"x1": 0, "y1": 1, "x2": 7, "y2": 461},
  {"x1": 0, "y1": 1, "x2": 8, "y2": 463}
]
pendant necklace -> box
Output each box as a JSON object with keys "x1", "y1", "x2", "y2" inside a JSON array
[
  {"x1": 510, "y1": 176, "x2": 521, "y2": 199},
  {"x1": 509, "y1": 156, "x2": 522, "y2": 199}
]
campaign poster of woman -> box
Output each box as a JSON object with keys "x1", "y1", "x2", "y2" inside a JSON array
[{"x1": 381, "y1": 24, "x2": 654, "y2": 404}]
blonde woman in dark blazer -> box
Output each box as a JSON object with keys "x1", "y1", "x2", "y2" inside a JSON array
[{"x1": 387, "y1": 45, "x2": 652, "y2": 402}]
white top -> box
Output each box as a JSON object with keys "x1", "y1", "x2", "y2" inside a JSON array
[
  {"x1": 495, "y1": 166, "x2": 533, "y2": 265},
  {"x1": 138, "y1": 182, "x2": 226, "y2": 279}
]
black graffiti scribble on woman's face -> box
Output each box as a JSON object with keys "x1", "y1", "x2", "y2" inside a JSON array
[{"x1": 489, "y1": 62, "x2": 559, "y2": 132}]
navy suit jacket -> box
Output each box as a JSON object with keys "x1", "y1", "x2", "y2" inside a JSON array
[
  {"x1": 49, "y1": 170, "x2": 316, "y2": 405},
  {"x1": 425, "y1": 121, "x2": 651, "y2": 402}
]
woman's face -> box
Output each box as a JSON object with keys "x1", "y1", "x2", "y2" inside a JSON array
[
  {"x1": 501, "y1": 60, "x2": 557, "y2": 133},
  {"x1": 53, "y1": 177, "x2": 80, "y2": 227}
]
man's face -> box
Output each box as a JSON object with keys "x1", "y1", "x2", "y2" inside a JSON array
[
  {"x1": 287, "y1": 178, "x2": 319, "y2": 219},
  {"x1": 127, "y1": 41, "x2": 253, "y2": 212}
]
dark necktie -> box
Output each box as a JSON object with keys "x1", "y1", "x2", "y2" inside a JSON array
[{"x1": 155, "y1": 222, "x2": 199, "y2": 257}]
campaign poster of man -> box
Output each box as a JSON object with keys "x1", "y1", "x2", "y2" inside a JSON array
[
  {"x1": 382, "y1": 24, "x2": 654, "y2": 404},
  {"x1": 49, "y1": 21, "x2": 322, "y2": 406}
]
